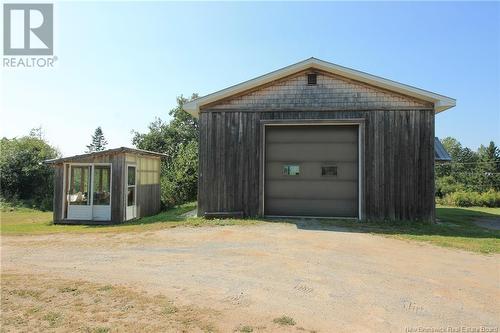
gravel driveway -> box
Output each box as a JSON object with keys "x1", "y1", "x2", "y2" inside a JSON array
[{"x1": 2, "y1": 222, "x2": 499, "y2": 332}]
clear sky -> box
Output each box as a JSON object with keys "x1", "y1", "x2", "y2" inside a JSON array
[{"x1": 2, "y1": 1, "x2": 499, "y2": 156}]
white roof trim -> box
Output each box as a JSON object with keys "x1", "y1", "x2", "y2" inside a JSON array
[{"x1": 183, "y1": 57, "x2": 456, "y2": 117}]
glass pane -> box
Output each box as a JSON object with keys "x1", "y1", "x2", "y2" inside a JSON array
[
  {"x1": 68, "y1": 166, "x2": 90, "y2": 205},
  {"x1": 321, "y1": 166, "x2": 338, "y2": 176},
  {"x1": 128, "y1": 166, "x2": 136, "y2": 186},
  {"x1": 93, "y1": 166, "x2": 111, "y2": 205},
  {"x1": 127, "y1": 187, "x2": 135, "y2": 206},
  {"x1": 283, "y1": 165, "x2": 300, "y2": 176}
]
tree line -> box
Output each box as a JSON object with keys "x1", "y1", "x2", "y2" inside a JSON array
[{"x1": 436, "y1": 138, "x2": 500, "y2": 207}]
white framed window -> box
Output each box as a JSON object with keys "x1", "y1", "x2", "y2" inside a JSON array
[
  {"x1": 68, "y1": 165, "x2": 91, "y2": 206},
  {"x1": 93, "y1": 165, "x2": 111, "y2": 205}
]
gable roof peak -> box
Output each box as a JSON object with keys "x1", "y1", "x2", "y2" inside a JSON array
[{"x1": 183, "y1": 57, "x2": 456, "y2": 117}]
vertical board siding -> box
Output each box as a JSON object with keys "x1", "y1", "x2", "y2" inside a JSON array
[
  {"x1": 53, "y1": 164, "x2": 64, "y2": 222},
  {"x1": 137, "y1": 184, "x2": 161, "y2": 218},
  {"x1": 198, "y1": 109, "x2": 435, "y2": 221},
  {"x1": 111, "y1": 153, "x2": 124, "y2": 223},
  {"x1": 133, "y1": 155, "x2": 161, "y2": 219}
]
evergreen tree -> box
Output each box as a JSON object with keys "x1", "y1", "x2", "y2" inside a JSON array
[
  {"x1": 86, "y1": 127, "x2": 108, "y2": 153},
  {"x1": 477, "y1": 141, "x2": 500, "y2": 191}
]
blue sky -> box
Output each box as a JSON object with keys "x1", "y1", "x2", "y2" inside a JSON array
[{"x1": 2, "y1": 1, "x2": 499, "y2": 156}]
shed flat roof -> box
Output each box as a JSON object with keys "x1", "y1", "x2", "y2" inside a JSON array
[
  {"x1": 45, "y1": 147, "x2": 166, "y2": 164},
  {"x1": 183, "y1": 57, "x2": 456, "y2": 117}
]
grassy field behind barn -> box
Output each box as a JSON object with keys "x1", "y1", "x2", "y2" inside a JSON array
[{"x1": 1, "y1": 203, "x2": 499, "y2": 254}]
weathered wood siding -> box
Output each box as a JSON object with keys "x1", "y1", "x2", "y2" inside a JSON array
[
  {"x1": 53, "y1": 164, "x2": 64, "y2": 222},
  {"x1": 136, "y1": 184, "x2": 161, "y2": 217},
  {"x1": 198, "y1": 109, "x2": 435, "y2": 221},
  {"x1": 111, "y1": 154, "x2": 125, "y2": 222}
]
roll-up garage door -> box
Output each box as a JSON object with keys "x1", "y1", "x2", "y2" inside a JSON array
[{"x1": 264, "y1": 125, "x2": 358, "y2": 217}]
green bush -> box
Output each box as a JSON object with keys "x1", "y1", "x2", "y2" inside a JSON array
[
  {"x1": 437, "y1": 190, "x2": 500, "y2": 207},
  {"x1": 481, "y1": 190, "x2": 500, "y2": 207},
  {"x1": 0, "y1": 130, "x2": 59, "y2": 211},
  {"x1": 435, "y1": 176, "x2": 465, "y2": 198},
  {"x1": 158, "y1": 141, "x2": 198, "y2": 209}
]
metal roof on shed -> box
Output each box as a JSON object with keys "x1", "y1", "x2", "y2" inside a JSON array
[
  {"x1": 435, "y1": 137, "x2": 452, "y2": 162},
  {"x1": 44, "y1": 147, "x2": 166, "y2": 164}
]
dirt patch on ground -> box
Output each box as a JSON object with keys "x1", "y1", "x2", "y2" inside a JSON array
[
  {"x1": 1, "y1": 273, "x2": 220, "y2": 333},
  {"x1": 2, "y1": 223, "x2": 499, "y2": 332}
]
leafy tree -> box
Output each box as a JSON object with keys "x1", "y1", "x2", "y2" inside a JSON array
[
  {"x1": 437, "y1": 137, "x2": 479, "y2": 192},
  {"x1": 132, "y1": 94, "x2": 199, "y2": 207},
  {"x1": 133, "y1": 95, "x2": 198, "y2": 162},
  {"x1": 435, "y1": 175, "x2": 464, "y2": 198},
  {"x1": 161, "y1": 141, "x2": 199, "y2": 207},
  {"x1": 440, "y1": 137, "x2": 463, "y2": 159},
  {"x1": 86, "y1": 127, "x2": 108, "y2": 153},
  {"x1": 0, "y1": 129, "x2": 60, "y2": 210}
]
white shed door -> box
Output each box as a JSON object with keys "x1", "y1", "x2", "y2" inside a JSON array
[
  {"x1": 67, "y1": 164, "x2": 111, "y2": 221},
  {"x1": 92, "y1": 165, "x2": 111, "y2": 221}
]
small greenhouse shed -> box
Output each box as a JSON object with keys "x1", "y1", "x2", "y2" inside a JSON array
[
  {"x1": 46, "y1": 147, "x2": 164, "y2": 224},
  {"x1": 183, "y1": 57, "x2": 456, "y2": 221}
]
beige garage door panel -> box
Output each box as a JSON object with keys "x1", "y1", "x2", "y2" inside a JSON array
[
  {"x1": 267, "y1": 142, "x2": 358, "y2": 162},
  {"x1": 264, "y1": 125, "x2": 359, "y2": 218},
  {"x1": 266, "y1": 126, "x2": 358, "y2": 143},
  {"x1": 266, "y1": 198, "x2": 358, "y2": 217},
  {"x1": 266, "y1": 161, "x2": 358, "y2": 180},
  {"x1": 266, "y1": 180, "x2": 357, "y2": 200}
]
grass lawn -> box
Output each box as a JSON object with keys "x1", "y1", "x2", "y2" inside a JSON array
[
  {"x1": 0, "y1": 202, "x2": 258, "y2": 235},
  {"x1": 1, "y1": 203, "x2": 499, "y2": 254},
  {"x1": 312, "y1": 206, "x2": 500, "y2": 254},
  {"x1": 395, "y1": 206, "x2": 500, "y2": 254}
]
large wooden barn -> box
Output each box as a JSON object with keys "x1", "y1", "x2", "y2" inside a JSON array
[
  {"x1": 184, "y1": 58, "x2": 456, "y2": 221},
  {"x1": 46, "y1": 147, "x2": 164, "y2": 224}
]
